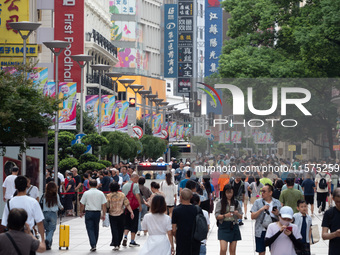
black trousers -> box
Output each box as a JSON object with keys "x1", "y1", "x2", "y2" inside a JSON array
[
  {"x1": 109, "y1": 214, "x2": 125, "y2": 246},
  {"x1": 317, "y1": 192, "x2": 328, "y2": 212}
]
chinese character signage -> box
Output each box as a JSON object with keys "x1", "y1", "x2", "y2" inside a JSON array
[
  {"x1": 205, "y1": 0, "x2": 222, "y2": 76},
  {"x1": 109, "y1": 0, "x2": 136, "y2": 15},
  {"x1": 178, "y1": 0, "x2": 194, "y2": 92},
  {"x1": 164, "y1": 4, "x2": 178, "y2": 78},
  {"x1": 55, "y1": 0, "x2": 84, "y2": 92}
]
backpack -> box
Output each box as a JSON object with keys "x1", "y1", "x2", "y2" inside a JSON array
[
  {"x1": 319, "y1": 174, "x2": 328, "y2": 189},
  {"x1": 192, "y1": 205, "x2": 208, "y2": 242}
]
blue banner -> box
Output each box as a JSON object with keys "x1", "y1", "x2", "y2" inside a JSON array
[
  {"x1": 164, "y1": 4, "x2": 178, "y2": 78},
  {"x1": 206, "y1": 88, "x2": 222, "y2": 114},
  {"x1": 204, "y1": 0, "x2": 222, "y2": 77}
]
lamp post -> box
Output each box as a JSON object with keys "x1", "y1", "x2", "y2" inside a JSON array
[
  {"x1": 153, "y1": 98, "x2": 164, "y2": 114},
  {"x1": 159, "y1": 102, "x2": 169, "y2": 129},
  {"x1": 43, "y1": 40, "x2": 71, "y2": 184},
  {"x1": 129, "y1": 84, "x2": 143, "y2": 123},
  {"x1": 71, "y1": 54, "x2": 94, "y2": 134},
  {"x1": 106, "y1": 72, "x2": 122, "y2": 95},
  {"x1": 138, "y1": 90, "x2": 151, "y2": 133},
  {"x1": 146, "y1": 94, "x2": 157, "y2": 126},
  {"x1": 118, "y1": 78, "x2": 135, "y2": 101},
  {"x1": 90, "y1": 64, "x2": 111, "y2": 135},
  {"x1": 9, "y1": 21, "x2": 41, "y2": 175}
]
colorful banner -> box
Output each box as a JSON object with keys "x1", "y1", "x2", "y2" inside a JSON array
[
  {"x1": 115, "y1": 100, "x2": 128, "y2": 132},
  {"x1": 169, "y1": 122, "x2": 177, "y2": 142},
  {"x1": 30, "y1": 67, "x2": 48, "y2": 90},
  {"x1": 55, "y1": 0, "x2": 84, "y2": 92},
  {"x1": 85, "y1": 95, "x2": 99, "y2": 129},
  {"x1": 176, "y1": 125, "x2": 184, "y2": 140},
  {"x1": 143, "y1": 114, "x2": 151, "y2": 123},
  {"x1": 231, "y1": 131, "x2": 242, "y2": 144},
  {"x1": 152, "y1": 113, "x2": 162, "y2": 137},
  {"x1": 58, "y1": 82, "x2": 77, "y2": 130},
  {"x1": 225, "y1": 130, "x2": 231, "y2": 144},
  {"x1": 101, "y1": 96, "x2": 116, "y2": 132},
  {"x1": 219, "y1": 130, "x2": 231, "y2": 144},
  {"x1": 184, "y1": 127, "x2": 190, "y2": 137},
  {"x1": 206, "y1": 88, "x2": 222, "y2": 114},
  {"x1": 205, "y1": 0, "x2": 222, "y2": 76},
  {"x1": 43, "y1": 82, "x2": 56, "y2": 97},
  {"x1": 164, "y1": 4, "x2": 178, "y2": 78}
]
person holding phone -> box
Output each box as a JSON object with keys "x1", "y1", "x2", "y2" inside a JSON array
[
  {"x1": 215, "y1": 184, "x2": 243, "y2": 255},
  {"x1": 265, "y1": 206, "x2": 303, "y2": 255}
]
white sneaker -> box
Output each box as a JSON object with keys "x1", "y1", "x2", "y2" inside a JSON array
[{"x1": 318, "y1": 206, "x2": 322, "y2": 214}]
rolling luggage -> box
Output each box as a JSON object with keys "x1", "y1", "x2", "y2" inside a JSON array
[{"x1": 59, "y1": 215, "x2": 69, "y2": 250}]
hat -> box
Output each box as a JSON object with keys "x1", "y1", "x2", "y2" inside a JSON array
[
  {"x1": 185, "y1": 162, "x2": 190, "y2": 165},
  {"x1": 280, "y1": 206, "x2": 293, "y2": 219},
  {"x1": 158, "y1": 157, "x2": 164, "y2": 160},
  {"x1": 171, "y1": 157, "x2": 175, "y2": 160}
]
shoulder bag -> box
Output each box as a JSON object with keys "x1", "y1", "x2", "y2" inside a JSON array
[{"x1": 126, "y1": 183, "x2": 139, "y2": 210}]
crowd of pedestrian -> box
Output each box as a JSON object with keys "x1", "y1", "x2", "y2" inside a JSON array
[{"x1": 1, "y1": 154, "x2": 340, "y2": 255}]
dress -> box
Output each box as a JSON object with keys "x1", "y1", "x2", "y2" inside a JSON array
[{"x1": 139, "y1": 213, "x2": 172, "y2": 255}]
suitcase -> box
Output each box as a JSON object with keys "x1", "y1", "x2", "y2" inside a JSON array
[{"x1": 59, "y1": 215, "x2": 69, "y2": 250}]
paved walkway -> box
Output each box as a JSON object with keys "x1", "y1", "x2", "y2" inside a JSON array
[{"x1": 41, "y1": 203, "x2": 329, "y2": 254}]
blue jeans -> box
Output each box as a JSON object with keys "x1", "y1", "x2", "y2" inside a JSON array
[
  {"x1": 85, "y1": 211, "x2": 101, "y2": 248},
  {"x1": 43, "y1": 211, "x2": 57, "y2": 247},
  {"x1": 237, "y1": 200, "x2": 243, "y2": 223},
  {"x1": 138, "y1": 204, "x2": 148, "y2": 231},
  {"x1": 200, "y1": 244, "x2": 206, "y2": 255}
]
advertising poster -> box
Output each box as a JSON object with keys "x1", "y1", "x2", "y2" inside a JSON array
[
  {"x1": 57, "y1": 82, "x2": 77, "y2": 130},
  {"x1": 115, "y1": 100, "x2": 128, "y2": 132},
  {"x1": 169, "y1": 122, "x2": 177, "y2": 142},
  {"x1": 29, "y1": 67, "x2": 48, "y2": 90},
  {"x1": 152, "y1": 113, "x2": 162, "y2": 137},
  {"x1": 225, "y1": 130, "x2": 231, "y2": 144},
  {"x1": 43, "y1": 82, "x2": 56, "y2": 97},
  {"x1": 176, "y1": 125, "x2": 184, "y2": 140},
  {"x1": 85, "y1": 95, "x2": 99, "y2": 129},
  {"x1": 231, "y1": 131, "x2": 242, "y2": 144},
  {"x1": 184, "y1": 127, "x2": 190, "y2": 137},
  {"x1": 101, "y1": 95, "x2": 116, "y2": 132}
]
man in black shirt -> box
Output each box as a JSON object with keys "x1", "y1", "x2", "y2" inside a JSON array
[
  {"x1": 72, "y1": 167, "x2": 82, "y2": 216},
  {"x1": 172, "y1": 188, "x2": 200, "y2": 255},
  {"x1": 99, "y1": 170, "x2": 111, "y2": 192},
  {"x1": 322, "y1": 188, "x2": 340, "y2": 255}
]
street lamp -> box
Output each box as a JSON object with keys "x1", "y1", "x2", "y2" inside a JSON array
[
  {"x1": 9, "y1": 21, "x2": 41, "y2": 66},
  {"x1": 43, "y1": 40, "x2": 71, "y2": 184},
  {"x1": 71, "y1": 54, "x2": 94, "y2": 134},
  {"x1": 118, "y1": 78, "x2": 135, "y2": 100},
  {"x1": 146, "y1": 93, "x2": 157, "y2": 125},
  {"x1": 138, "y1": 90, "x2": 151, "y2": 133},
  {"x1": 90, "y1": 64, "x2": 111, "y2": 135},
  {"x1": 106, "y1": 72, "x2": 122, "y2": 95},
  {"x1": 9, "y1": 21, "x2": 41, "y2": 174},
  {"x1": 159, "y1": 102, "x2": 169, "y2": 130}
]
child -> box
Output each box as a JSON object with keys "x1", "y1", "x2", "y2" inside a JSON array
[
  {"x1": 293, "y1": 200, "x2": 312, "y2": 255},
  {"x1": 265, "y1": 206, "x2": 302, "y2": 255}
]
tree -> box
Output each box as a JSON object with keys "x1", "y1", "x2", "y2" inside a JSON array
[
  {"x1": 170, "y1": 145, "x2": 181, "y2": 159},
  {"x1": 218, "y1": 0, "x2": 340, "y2": 158},
  {"x1": 190, "y1": 136, "x2": 208, "y2": 155},
  {"x1": 136, "y1": 118, "x2": 152, "y2": 135},
  {"x1": 0, "y1": 67, "x2": 60, "y2": 152},
  {"x1": 70, "y1": 143, "x2": 87, "y2": 159},
  {"x1": 59, "y1": 158, "x2": 79, "y2": 173},
  {"x1": 48, "y1": 131, "x2": 75, "y2": 160},
  {"x1": 102, "y1": 131, "x2": 139, "y2": 160},
  {"x1": 82, "y1": 133, "x2": 109, "y2": 156},
  {"x1": 141, "y1": 135, "x2": 167, "y2": 159}
]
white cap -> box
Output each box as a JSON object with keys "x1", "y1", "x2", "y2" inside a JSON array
[
  {"x1": 186, "y1": 162, "x2": 190, "y2": 165},
  {"x1": 280, "y1": 206, "x2": 293, "y2": 219}
]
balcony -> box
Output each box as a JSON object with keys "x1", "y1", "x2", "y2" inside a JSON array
[{"x1": 86, "y1": 73, "x2": 115, "y2": 95}]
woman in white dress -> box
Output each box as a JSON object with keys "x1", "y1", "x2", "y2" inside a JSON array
[
  {"x1": 160, "y1": 172, "x2": 177, "y2": 217},
  {"x1": 139, "y1": 195, "x2": 174, "y2": 255}
]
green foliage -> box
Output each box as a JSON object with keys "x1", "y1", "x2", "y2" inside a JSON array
[
  {"x1": 218, "y1": 0, "x2": 340, "y2": 157},
  {"x1": 190, "y1": 136, "x2": 208, "y2": 155},
  {"x1": 48, "y1": 131, "x2": 75, "y2": 160},
  {"x1": 98, "y1": 160, "x2": 111, "y2": 167},
  {"x1": 82, "y1": 133, "x2": 109, "y2": 147},
  {"x1": 102, "y1": 131, "x2": 139, "y2": 160},
  {"x1": 71, "y1": 143, "x2": 87, "y2": 158},
  {"x1": 170, "y1": 145, "x2": 181, "y2": 159},
  {"x1": 0, "y1": 66, "x2": 60, "y2": 151},
  {"x1": 136, "y1": 118, "x2": 153, "y2": 135},
  {"x1": 212, "y1": 143, "x2": 231, "y2": 156},
  {"x1": 79, "y1": 153, "x2": 98, "y2": 164},
  {"x1": 47, "y1": 154, "x2": 54, "y2": 166},
  {"x1": 59, "y1": 158, "x2": 79, "y2": 172},
  {"x1": 79, "y1": 161, "x2": 106, "y2": 171},
  {"x1": 141, "y1": 135, "x2": 167, "y2": 159}
]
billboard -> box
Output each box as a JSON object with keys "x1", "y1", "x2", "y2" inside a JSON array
[
  {"x1": 58, "y1": 82, "x2": 77, "y2": 130},
  {"x1": 152, "y1": 113, "x2": 162, "y2": 137},
  {"x1": 231, "y1": 131, "x2": 242, "y2": 144},
  {"x1": 205, "y1": 0, "x2": 222, "y2": 76},
  {"x1": 115, "y1": 100, "x2": 128, "y2": 132},
  {"x1": 54, "y1": 0, "x2": 84, "y2": 92},
  {"x1": 101, "y1": 96, "x2": 116, "y2": 132},
  {"x1": 164, "y1": 4, "x2": 178, "y2": 78},
  {"x1": 169, "y1": 122, "x2": 177, "y2": 142}
]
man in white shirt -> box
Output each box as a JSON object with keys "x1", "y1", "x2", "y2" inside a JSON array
[
  {"x1": 315, "y1": 171, "x2": 331, "y2": 214},
  {"x1": 80, "y1": 180, "x2": 107, "y2": 252},
  {"x1": 1, "y1": 176, "x2": 45, "y2": 244},
  {"x1": 2, "y1": 166, "x2": 19, "y2": 201}
]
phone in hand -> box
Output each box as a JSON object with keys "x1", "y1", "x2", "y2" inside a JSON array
[
  {"x1": 286, "y1": 226, "x2": 292, "y2": 232},
  {"x1": 273, "y1": 206, "x2": 277, "y2": 211},
  {"x1": 230, "y1": 205, "x2": 235, "y2": 212}
]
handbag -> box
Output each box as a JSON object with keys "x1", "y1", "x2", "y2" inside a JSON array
[
  {"x1": 39, "y1": 194, "x2": 44, "y2": 210},
  {"x1": 102, "y1": 213, "x2": 110, "y2": 227},
  {"x1": 310, "y1": 225, "x2": 320, "y2": 244},
  {"x1": 126, "y1": 183, "x2": 140, "y2": 210}
]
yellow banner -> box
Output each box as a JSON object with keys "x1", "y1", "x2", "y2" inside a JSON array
[
  {"x1": 288, "y1": 145, "x2": 296, "y2": 152},
  {"x1": 0, "y1": 44, "x2": 38, "y2": 57},
  {"x1": 0, "y1": 0, "x2": 30, "y2": 43}
]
